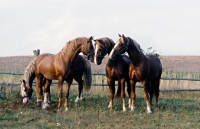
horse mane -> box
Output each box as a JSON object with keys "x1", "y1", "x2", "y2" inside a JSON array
[
  {"x1": 23, "y1": 58, "x2": 36, "y2": 88},
  {"x1": 127, "y1": 37, "x2": 143, "y2": 54},
  {"x1": 62, "y1": 37, "x2": 87, "y2": 55}
]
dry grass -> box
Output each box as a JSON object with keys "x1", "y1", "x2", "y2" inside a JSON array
[
  {"x1": 1, "y1": 85, "x2": 200, "y2": 129},
  {"x1": 1, "y1": 55, "x2": 200, "y2": 128}
]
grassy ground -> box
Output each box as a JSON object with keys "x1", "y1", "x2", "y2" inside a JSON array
[{"x1": 1, "y1": 85, "x2": 200, "y2": 129}]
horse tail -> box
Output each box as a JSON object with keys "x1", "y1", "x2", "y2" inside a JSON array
[{"x1": 83, "y1": 59, "x2": 92, "y2": 92}]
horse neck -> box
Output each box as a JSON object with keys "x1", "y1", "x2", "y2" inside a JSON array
[
  {"x1": 127, "y1": 41, "x2": 146, "y2": 65},
  {"x1": 105, "y1": 38, "x2": 115, "y2": 55},
  {"x1": 61, "y1": 38, "x2": 86, "y2": 63}
]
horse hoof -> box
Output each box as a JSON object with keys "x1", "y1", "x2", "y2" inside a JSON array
[
  {"x1": 57, "y1": 109, "x2": 62, "y2": 113},
  {"x1": 147, "y1": 111, "x2": 152, "y2": 114},
  {"x1": 81, "y1": 98, "x2": 86, "y2": 101},
  {"x1": 42, "y1": 103, "x2": 50, "y2": 109},
  {"x1": 37, "y1": 101, "x2": 42, "y2": 106},
  {"x1": 122, "y1": 109, "x2": 127, "y2": 112}
]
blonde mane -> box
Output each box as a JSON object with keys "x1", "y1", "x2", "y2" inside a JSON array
[{"x1": 23, "y1": 58, "x2": 36, "y2": 88}]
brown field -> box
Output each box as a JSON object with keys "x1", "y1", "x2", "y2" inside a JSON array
[{"x1": 0, "y1": 55, "x2": 200, "y2": 73}]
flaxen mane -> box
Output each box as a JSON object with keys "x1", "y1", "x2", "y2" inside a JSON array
[{"x1": 23, "y1": 58, "x2": 36, "y2": 88}]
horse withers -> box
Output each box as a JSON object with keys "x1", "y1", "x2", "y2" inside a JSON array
[
  {"x1": 109, "y1": 34, "x2": 162, "y2": 114},
  {"x1": 94, "y1": 37, "x2": 131, "y2": 111}
]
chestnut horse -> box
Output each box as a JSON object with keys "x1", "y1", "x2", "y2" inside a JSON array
[
  {"x1": 20, "y1": 55, "x2": 92, "y2": 106},
  {"x1": 109, "y1": 34, "x2": 162, "y2": 114},
  {"x1": 94, "y1": 37, "x2": 131, "y2": 111},
  {"x1": 34, "y1": 36, "x2": 94, "y2": 111}
]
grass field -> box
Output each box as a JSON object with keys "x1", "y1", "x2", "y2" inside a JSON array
[
  {"x1": 1, "y1": 55, "x2": 200, "y2": 128},
  {"x1": 1, "y1": 85, "x2": 200, "y2": 129}
]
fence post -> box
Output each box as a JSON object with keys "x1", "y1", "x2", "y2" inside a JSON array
[{"x1": 33, "y1": 49, "x2": 40, "y2": 57}]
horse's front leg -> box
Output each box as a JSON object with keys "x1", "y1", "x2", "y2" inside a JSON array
[
  {"x1": 64, "y1": 78, "x2": 73, "y2": 111},
  {"x1": 119, "y1": 78, "x2": 126, "y2": 112},
  {"x1": 57, "y1": 79, "x2": 63, "y2": 112},
  {"x1": 129, "y1": 80, "x2": 136, "y2": 112},
  {"x1": 36, "y1": 75, "x2": 43, "y2": 106},
  {"x1": 42, "y1": 79, "x2": 52, "y2": 109},
  {"x1": 142, "y1": 80, "x2": 152, "y2": 114},
  {"x1": 107, "y1": 78, "x2": 115, "y2": 110}
]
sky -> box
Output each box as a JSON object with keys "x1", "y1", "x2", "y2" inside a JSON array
[{"x1": 0, "y1": 0, "x2": 200, "y2": 56}]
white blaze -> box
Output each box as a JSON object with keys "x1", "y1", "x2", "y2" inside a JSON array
[{"x1": 94, "y1": 44, "x2": 98, "y2": 64}]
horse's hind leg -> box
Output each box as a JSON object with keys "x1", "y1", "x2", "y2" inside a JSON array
[
  {"x1": 74, "y1": 77, "x2": 84, "y2": 103},
  {"x1": 107, "y1": 78, "x2": 115, "y2": 110},
  {"x1": 119, "y1": 78, "x2": 126, "y2": 112},
  {"x1": 64, "y1": 78, "x2": 73, "y2": 111},
  {"x1": 42, "y1": 79, "x2": 52, "y2": 109},
  {"x1": 142, "y1": 80, "x2": 152, "y2": 114},
  {"x1": 148, "y1": 81, "x2": 154, "y2": 109},
  {"x1": 116, "y1": 83, "x2": 121, "y2": 98},
  {"x1": 153, "y1": 79, "x2": 160, "y2": 110},
  {"x1": 126, "y1": 79, "x2": 131, "y2": 108}
]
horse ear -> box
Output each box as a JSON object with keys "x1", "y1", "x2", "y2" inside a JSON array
[
  {"x1": 20, "y1": 79, "x2": 22, "y2": 83},
  {"x1": 88, "y1": 36, "x2": 93, "y2": 41},
  {"x1": 122, "y1": 34, "x2": 125, "y2": 38},
  {"x1": 118, "y1": 34, "x2": 121, "y2": 37},
  {"x1": 93, "y1": 39, "x2": 97, "y2": 42}
]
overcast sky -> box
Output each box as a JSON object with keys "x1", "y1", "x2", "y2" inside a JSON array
[{"x1": 0, "y1": 0, "x2": 200, "y2": 56}]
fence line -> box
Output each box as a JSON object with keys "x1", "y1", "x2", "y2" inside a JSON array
[
  {"x1": 1, "y1": 72, "x2": 200, "y2": 92},
  {"x1": 1, "y1": 72, "x2": 200, "y2": 81}
]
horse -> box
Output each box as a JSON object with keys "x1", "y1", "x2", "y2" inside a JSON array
[
  {"x1": 109, "y1": 34, "x2": 162, "y2": 114},
  {"x1": 94, "y1": 37, "x2": 131, "y2": 111},
  {"x1": 20, "y1": 55, "x2": 92, "y2": 106},
  {"x1": 34, "y1": 36, "x2": 94, "y2": 111}
]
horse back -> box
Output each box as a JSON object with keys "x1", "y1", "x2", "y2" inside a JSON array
[
  {"x1": 34, "y1": 53, "x2": 69, "y2": 79},
  {"x1": 146, "y1": 55, "x2": 162, "y2": 80}
]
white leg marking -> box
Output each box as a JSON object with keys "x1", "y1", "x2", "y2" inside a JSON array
[
  {"x1": 44, "y1": 93, "x2": 48, "y2": 103},
  {"x1": 37, "y1": 99, "x2": 42, "y2": 102},
  {"x1": 75, "y1": 96, "x2": 80, "y2": 103},
  {"x1": 147, "y1": 106, "x2": 152, "y2": 114},
  {"x1": 42, "y1": 93, "x2": 50, "y2": 109},
  {"x1": 108, "y1": 101, "x2": 112, "y2": 108},
  {"x1": 128, "y1": 98, "x2": 131, "y2": 108},
  {"x1": 146, "y1": 100, "x2": 152, "y2": 114},
  {"x1": 130, "y1": 105, "x2": 135, "y2": 112},
  {"x1": 94, "y1": 44, "x2": 98, "y2": 65}
]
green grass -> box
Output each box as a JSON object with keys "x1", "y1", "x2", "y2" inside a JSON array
[{"x1": 1, "y1": 85, "x2": 200, "y2": 129}]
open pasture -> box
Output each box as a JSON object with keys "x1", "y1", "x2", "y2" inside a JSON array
[
  {"x1": 1, "y1": 84, "x2": 200, "y2": 129},
  {"x1": 1, "y1": 55, "x2": 200, "y2": 128}
]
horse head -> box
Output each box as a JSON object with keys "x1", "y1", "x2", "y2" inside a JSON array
[
  {"x1": 93, "y1": 39, "x2": 109, "y2": 65},
  {"x1": 20, "y1": 79, "x2": 33, "y2": 104},
  {"x1": 109, "y1": 34, "x2": 129, "y2": 60},
  {"x1": 81, "y1": 36, "x2": 95, "y2": 62}
]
